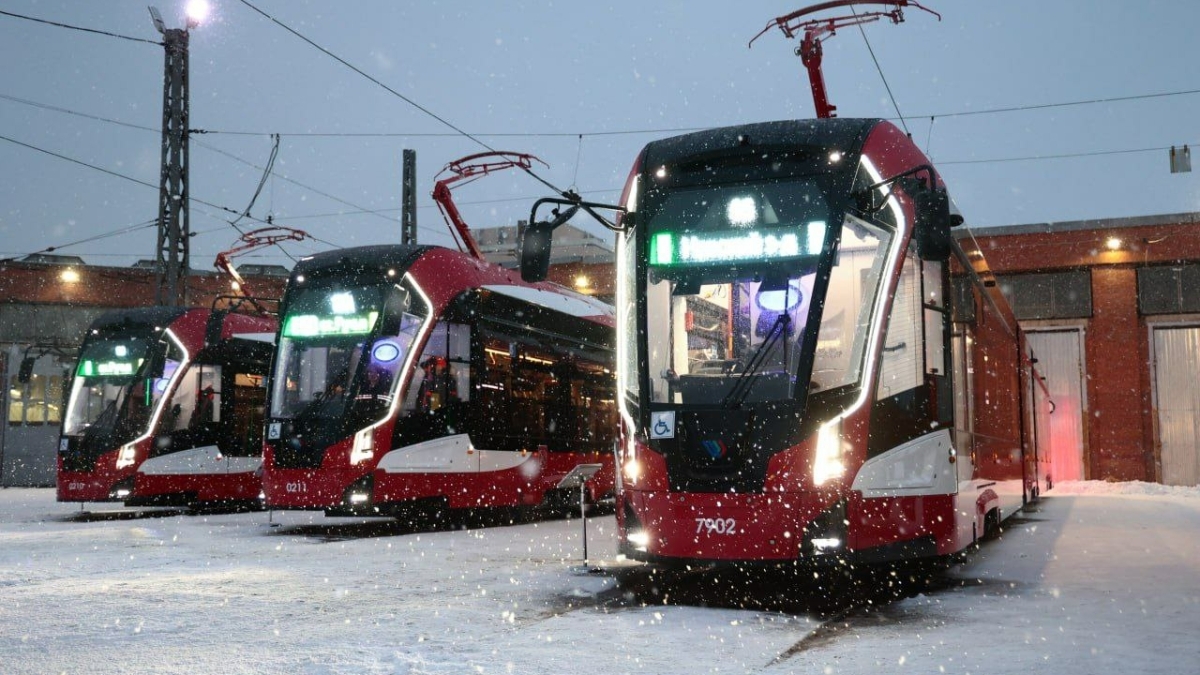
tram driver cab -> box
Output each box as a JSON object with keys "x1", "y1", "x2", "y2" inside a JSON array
[{"x1": 650, "y1": 180, "x2": 824, "y2": 407}]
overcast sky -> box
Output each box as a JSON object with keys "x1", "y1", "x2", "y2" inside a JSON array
[{"x1": 2, "y1": 0, "x2": 1198, "y2": 269}]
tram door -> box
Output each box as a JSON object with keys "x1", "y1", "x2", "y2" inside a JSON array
[
  {"x1": 1153, "y1": 326, "x2": 1200, "y2": 486},
  {"x1": 1026, "y1": 330, "x2": 1087, "y2": 483}
]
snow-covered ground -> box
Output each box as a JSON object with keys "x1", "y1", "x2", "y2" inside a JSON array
[{"x1": 1, "y1": 481, "x2": 1198, "y2": 674}]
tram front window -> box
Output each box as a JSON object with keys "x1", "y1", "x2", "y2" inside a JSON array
[
  {"x1": 271, "y1": 283, "x2": 425, "y2": 437},
  {"x1": 64, "y1": 336, "x2": 175, "y2": 448},
  {"x1": 641, "y1": 178, "x2": 829, "y2": 407}
]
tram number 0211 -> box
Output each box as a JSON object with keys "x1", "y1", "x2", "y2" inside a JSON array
[{"x1": 695, "y1": 517, "x2": 737, "y2": 535}]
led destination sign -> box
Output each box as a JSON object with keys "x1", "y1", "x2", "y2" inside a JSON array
[
  {"x1": 76, "y1": 359, "x2": 143, "y2": 377},
  {"x1": 282, "y1": 312, "x2": 380, "y2": 338},
  {"x1": 649, "y1": 221, "x2": 826, "y2": 267}
]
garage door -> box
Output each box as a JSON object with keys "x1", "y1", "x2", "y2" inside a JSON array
[{"x1": 1154, "y1": 327, "x2": 1200, "y2": 486}]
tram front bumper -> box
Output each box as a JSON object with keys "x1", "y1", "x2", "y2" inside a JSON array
[{"x1": 620, "y1": 490, "x2": 845, "y2": 563}]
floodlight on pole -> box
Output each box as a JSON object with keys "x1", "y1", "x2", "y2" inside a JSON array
[{"x1": 185, "y1": 0, "x2": 209, "y2": 28}]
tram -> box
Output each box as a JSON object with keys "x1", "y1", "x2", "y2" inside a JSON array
[
  {"x1": 522, "y1": 117, "x2": 1048, "y2": 565},
  {"x1": 57, "y1": 307, "x2": 276, "y2": 508},
  {"x1": 260, "y1": 244, "x2": 617, "y2": 517}
]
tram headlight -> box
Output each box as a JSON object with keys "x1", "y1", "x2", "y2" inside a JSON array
[
  {"x1": 350, "y1": 428, "x2": 375, "y2": 465},
  {"x1": 626, "y1": 530, "x2": 651, "y2": 552},
  {"x1": 623, "y1": 458, "x2": 642, "y2": 485},
  {"x1": 813, "y1": 419, "x2": 846, "y2": 486},
  {"x1": 115, "y1": 443, "x2": 138, "y2": 469}
]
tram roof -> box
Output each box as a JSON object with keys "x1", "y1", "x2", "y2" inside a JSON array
[{"x1": 640, "y1": 118, "x2": 880, "y2": 167}]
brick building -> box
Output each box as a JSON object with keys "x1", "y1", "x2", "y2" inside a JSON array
[
  {"x1": 0, "y1": 255, "x2": 288, "y2": 486},
  {"x1": 969, "y1": 212, "x2": 1200, "y2": 486}
]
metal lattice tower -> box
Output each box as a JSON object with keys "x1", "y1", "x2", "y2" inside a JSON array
[{"x1": 154, "y1": 27, "x2": 190, "y2": 307}]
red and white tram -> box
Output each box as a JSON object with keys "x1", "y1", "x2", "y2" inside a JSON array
[
  {"x1": 260, "y1": 245, "x2": 618, "y2": 517},
  {"x1": 57, "y1": 307, "x2": 276, "y2": 508},
  {"x1": 523, "y1": 117, "x2": 1048, "y2": 565}
]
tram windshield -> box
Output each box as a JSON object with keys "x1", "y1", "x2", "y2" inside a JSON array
[
  {"x1": 641, "y1": 177, "x2": 893, "y2": 407},
  {"x1": 63, "y1": 335, "x2": 180, "y2": 446},
  {"x1": 271, "y1": 281, "x2": 426, "y2": 433}
]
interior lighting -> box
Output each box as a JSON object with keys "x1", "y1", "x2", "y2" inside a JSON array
[
  {"x1": 726, "y1": 196, "x2": 757, "y2": 226},
  {"x1": 329, "y1": 292, "x2": 356, "y2": 315}
]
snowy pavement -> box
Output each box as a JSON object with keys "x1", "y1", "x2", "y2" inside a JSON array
[{"x1": 1, "y1": 482, "x2": 1198, "y2": 674}]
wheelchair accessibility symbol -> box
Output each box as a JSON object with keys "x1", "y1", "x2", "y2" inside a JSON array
[{"x1": 650, "y1": 411, "x2": 675, "y2": 439}]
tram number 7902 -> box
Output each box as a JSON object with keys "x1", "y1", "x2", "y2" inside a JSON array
[{"x1": 695, "y1": 517, "x2": 737, "y2": 535}]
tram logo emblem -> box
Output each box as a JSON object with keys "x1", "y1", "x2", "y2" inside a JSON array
[
  {"x1": 701, "y1": 440, "x2": 728, "y2": 460},
  {"x1": 650, "y1": 411, "x2": 675, "y2": 439}
]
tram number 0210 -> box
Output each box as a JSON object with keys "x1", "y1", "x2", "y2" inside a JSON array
[{"x1": 695, "y1": 517, "x2": 737, "y2": 535}]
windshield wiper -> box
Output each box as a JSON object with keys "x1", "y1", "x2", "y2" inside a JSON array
[{"x1": 722, "y1": 313, "x2": 790, "y2": 409}]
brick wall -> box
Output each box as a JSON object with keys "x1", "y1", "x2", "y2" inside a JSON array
[{"x1": 968, "y1": 216, "x2": 1200, "y2": 482}]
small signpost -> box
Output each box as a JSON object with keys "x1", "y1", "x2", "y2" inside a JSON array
[{"x1": 557, "y1": 463, "x2": 603, "y2": 571}]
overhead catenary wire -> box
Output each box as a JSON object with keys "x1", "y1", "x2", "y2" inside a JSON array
[
  {"x1": 7, "y1": 88, "x2": 1200, "y2": 170},
  {"x1": 0, "y1": 9, "x2": 161, "y2": 46},
  {"x1": 0, "y1": 219, "x2": 158, "y2": 263},
  {"x1": 0, "y1": 132, "x2": 329, "y2": 244},
  {"x1": 851, "y1": 7, "x2": 909, "y2": 136},
  {"x1": 235, "y1": 0, "x2": 570, "y2": 202}
]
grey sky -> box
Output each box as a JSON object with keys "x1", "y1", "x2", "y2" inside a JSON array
[{"x1": 2, "y1": 0, "x2": 1198, "y2": 269}]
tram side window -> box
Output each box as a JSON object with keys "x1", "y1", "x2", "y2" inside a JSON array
[
  {"x1": 471, "y1": 330, "x2": 613, "y2": 453},
  {"x1": 876, "y1": 249, "x2": 923, "y2": 400},
  {"x1": 158, "y1": 365, "x2": 221, "y2": 455},
  {"x1": 396, "y1": 323, "x2": 470, "y2": 441},
  {"x1": 546, "y1": 357, "x2": 617, "y2": 454},
  {"x1": 228, "y1": 372, "x2": 266, "y2": 457},
  {"x1": 811, "y1": 217, "x2": 891, "y2": 393}
]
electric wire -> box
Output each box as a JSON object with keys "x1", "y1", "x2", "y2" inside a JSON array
[
  {"x1": 852, "y1": 8, "x2": 909, "y2": 135},
  {"x1": 193, "y1": 138, "x2": 398, "y2": 225},
  {"x1": 0, "y1": 219, "x2": 157, "y2": 263},
  {"x1": 937, "y1": 144, "x2": 1186, "y2": 166},
  {"x1": 0, "y1": 132, "x2": 321, "y2": 241},
  {"x1": 0, "y1": 9, "x2": 162, "y2": 46},
  {"x1": 235, "y1": 0, "x2": 569, "y2": 201},
  {"x1": 0, "y1": 93, "x2": 401, "y2": 230},
  {"x1": 7, "y1": 89, "x2": 1199, "y2": 170},
  {"x1": 228, "y1": 133, "x2": 280, "y2": 233}
]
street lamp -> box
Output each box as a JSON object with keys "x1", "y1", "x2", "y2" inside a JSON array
[{"x1": 148, "y1": 3, "x2": 204, "y2": 307}]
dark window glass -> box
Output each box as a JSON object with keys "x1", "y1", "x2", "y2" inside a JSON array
[
  {"x1": 1138, "y1": 265, "x2": 1200, "y2": 315},
  {"x1": 997, "y1": 270, "x2": 1092, "y2": 320}
]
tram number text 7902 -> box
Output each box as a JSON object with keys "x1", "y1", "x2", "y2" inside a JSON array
[{"x1": 695, "y1": 517, "x2": 737, "y2": 535}]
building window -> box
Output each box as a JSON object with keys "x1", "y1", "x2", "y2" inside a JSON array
[
  {"x1": 7, "y1": 374, "x2": 63, "y2": 427},
  {"x1": 1138, "y1": 264, "x2": 1200, "y2": 315},
  {"x1": 997, "y1": 270, "x2": 1092, "y2": 320}
]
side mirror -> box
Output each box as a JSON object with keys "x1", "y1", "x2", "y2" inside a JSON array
[
  {"x1": 914, "y1": 185, "x2": 954, "y2": 261},
  {"x1": 17, "y1": 356, "x2": 35, "y2": 383},
  {"x1": 519, "y1": 221, "x2": 556, "y2": 283}
]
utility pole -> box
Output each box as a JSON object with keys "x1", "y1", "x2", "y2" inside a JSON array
[
  {"x1": 150, "y1": 5, "x2": 202, "y2": 307},
  {"x1": 401, "y1": 149, "x2": 418, "y2": 245}
]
